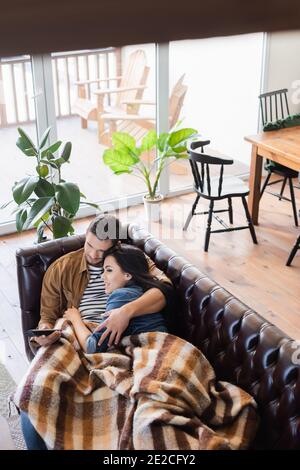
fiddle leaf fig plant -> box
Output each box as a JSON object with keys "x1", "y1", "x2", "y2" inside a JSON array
[
  {"x1": 102, "y1": 122, "x2": 198, "y2": 199},
  {"x1": 4, "y1": 127, "x2": 99, "y2": 242}
]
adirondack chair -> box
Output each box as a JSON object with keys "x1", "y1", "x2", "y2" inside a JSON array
[
  {"x1": 99, "y1": 74, "x2": 188, "y2": 173},
  {"x1": 99, "y1": 74, "x2": 186, "y2": 141},
  {"x1": 72, "y1": 50, "x2": 149, "y2": 131}
]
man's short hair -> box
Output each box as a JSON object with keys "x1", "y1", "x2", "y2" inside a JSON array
[{"x1": 87, "y1": 214, "x2": 126, "y2": 244}]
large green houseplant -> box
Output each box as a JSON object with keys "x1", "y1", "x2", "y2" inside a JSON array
[
  {"x1": 4, "y1": 127, "x2": 99, "y2": 242},
  {"x1": 103, "y1": 123, "x2": 198, "y2": 221}
]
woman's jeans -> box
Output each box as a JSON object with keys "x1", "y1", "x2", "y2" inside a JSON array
[
  {"x1": 86, "y1": 312, "x2": 168, "y2": 353},
  {"x1": 20, "y1": 411, "x2": 48, "y2": 450}
]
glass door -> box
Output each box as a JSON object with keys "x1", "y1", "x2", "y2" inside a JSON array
[{"x1": 168, "y1": 33, "x2": 264, "y2": 192}]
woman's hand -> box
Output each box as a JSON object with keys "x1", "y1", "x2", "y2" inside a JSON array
[
  {"x1": 63, "y1": 306, "x2": 81, "y2": 324},
  {"x1": 95, "y1": 306, "x2": 130, "y2": 347}
]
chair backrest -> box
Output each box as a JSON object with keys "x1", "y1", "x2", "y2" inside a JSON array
[
  {"x1": 169, "y1": 74, "x2": 188, "y2": 127},
  {"x1": 123, "y1": 74, "x2": 188, "y2": 145},
  {"x1": 117, "y1": 49, "x2": 148, "y2": 108},
  {"x1": 188, "y1": 140, "x2": 233, "y2": 197},
  {"x1": 258, "y1": 88, "x2": 290, "y2": 126}
]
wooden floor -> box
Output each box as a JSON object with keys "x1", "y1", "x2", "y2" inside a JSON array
[{"x1": 0, "y1": 178, "x2": 299, "y2": 383}]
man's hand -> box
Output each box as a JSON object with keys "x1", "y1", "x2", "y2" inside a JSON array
[
  {"x1": 95, "y1": 306, "x2": 130, "y2": 348},
  {"x1": 33, "y1": 323, "x2": 61, "y2": 347}
]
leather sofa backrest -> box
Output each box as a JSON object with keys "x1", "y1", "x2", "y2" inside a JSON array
[{"x1": 16, "y1": 225, "x2": 300, "y2": 449}]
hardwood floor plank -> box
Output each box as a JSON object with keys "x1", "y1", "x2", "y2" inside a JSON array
[
  {"x1": 0, "y1": 290, "x2": 27, "y2": 357},
  {"x1": 0, "y1": 264, "x2": 20, "y2": 307},
  {"x1": 0, "y1": 337, "x2": 29, "y2": 383}
]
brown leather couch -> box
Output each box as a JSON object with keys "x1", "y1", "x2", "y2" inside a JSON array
[{"x1": 16, "y1": 224, "x2": 300, "y2": 449}]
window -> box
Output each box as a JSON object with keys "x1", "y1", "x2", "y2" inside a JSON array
[
  {"x1": 169, "y1": 33, "x2": 264, "y2": 191},
  {"x1": 0, "y1": 55, "x2": 37, "y2": 226}
]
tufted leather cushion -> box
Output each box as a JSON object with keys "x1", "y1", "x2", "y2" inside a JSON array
[{"x1": 16, "y1": 224, "x2": 300, "y2": 449}]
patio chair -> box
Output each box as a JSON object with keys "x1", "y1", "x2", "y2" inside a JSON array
[
  {"x1": 259, "y1": 88, "x2": 299, "y2": 226},
  {"x1": 183, "y1": 139, "x2": 258, "y2": 251},
  {"x1": 99, "y1": 74, "x2": 188, "y2": 174},
  {"x1": 72, "y1": 49, "x2": 149, "y2": 133}
]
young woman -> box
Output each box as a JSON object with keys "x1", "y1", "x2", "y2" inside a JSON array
[{"x1": 64, "y1": 244, "x2": 169, "y2": 353}]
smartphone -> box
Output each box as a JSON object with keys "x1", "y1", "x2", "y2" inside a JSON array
[{"x1": 26, "y1": 328, "x2": 61, "y2": 338}]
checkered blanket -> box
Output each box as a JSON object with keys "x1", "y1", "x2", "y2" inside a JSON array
[{"x1": 14, "y1": 322, "x2": 258, "y2": 449}]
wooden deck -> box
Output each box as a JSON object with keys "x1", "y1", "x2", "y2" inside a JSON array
[{"x1": 0, "y1": 180, "x2": 299, "y2": 383}]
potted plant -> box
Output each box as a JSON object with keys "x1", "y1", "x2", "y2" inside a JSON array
[
  {"x1": 2, "y1": 127, "x2": 99, "y2": 242},
  {"x1": 102, "y1": 123, "x2": 198, "y2": 222}
]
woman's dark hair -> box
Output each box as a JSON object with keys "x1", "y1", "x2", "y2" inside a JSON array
[{"x1": 102, "y1": 244, "x2": 170, "y2": 297}]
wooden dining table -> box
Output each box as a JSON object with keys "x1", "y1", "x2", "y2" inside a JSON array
[{"x1": 244, "y1": 126, "x2": 300, "y2": 224}]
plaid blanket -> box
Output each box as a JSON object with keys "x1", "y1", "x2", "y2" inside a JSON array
[{"x1": 14, "y1": 322, "x2": 258, "y2": 450}]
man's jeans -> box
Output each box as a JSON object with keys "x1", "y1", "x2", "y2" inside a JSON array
[{"x1": 20, "y1": 411, "x2": 48, "y2": 450}]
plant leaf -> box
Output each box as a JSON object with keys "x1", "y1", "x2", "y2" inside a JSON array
[
  {"x1": 12, "y1": 176, "x2": 39, "y2": 205},
  {"x1": 157, "y1": 133, "x2": 168, "y2": 152},
  {"x1": 23, "y1": 197, "x2": 54, "y2": 229},
  {"x1": 47, "y1": 161, "x2": 59, "y2": 170},
  {"x1": 168, "y1": 128, "x2": 198, "y2": 148},
  {"x1": 52, "y1": 215, "x2": 73, "y2": 239},
  {"x1": 17, "y1": 128, "x2": 37, "y2": 153},
  {"x1": 34, "y1": 179, "x2": 55, "y2": 198},
  {"x1": 16, "y1": 208, "x2": 27, "y2": 232},
  {"x1": 38, "y1": 127, "x2": 51, "y2": 149},
  {"x1": 51, "y1": 157, "x2": 66, "y2": 167},
  {"x1": 0, "y1": 200, "x2": 14, "y2": 210},
  {"x1": 34, "y1": 211, "x2": 50, "y2": 228},
  {"x1": 140, "y1": 130, "x2": 157, "y2": 152},
  {"x1": 41, "y1": 141, "x2": 62, "y2": 157},
  {"x1": 103, "y1": 148, "x2": 136, "y2": 174},
  {"x1": 112, "y1": 132, "x2": 136, "y2": 152},
  {"x1": 16, "y1": 136, "x2": 37, "y2": 156},
  {"x1": 173, "y1": 153, "x2": 189, "y2": 159},
  {"x1": 55, "y1": 182, "x2": 80, "y2": 215},
  {"x1": 80, "y1": 201, "x2": 101, "y2": 209},
  {"x1": 12, "y1": 198, "x2": 36, "y2": 213},
  {"x1": 36, "y1": 221, "x2": 46, "y2": 243},
  {"x1": 61, "y1": 142, "x2": 72, "y2": 162},
  {"x1": 172, "y1": 145, "x2": 188, "y2": 154}
]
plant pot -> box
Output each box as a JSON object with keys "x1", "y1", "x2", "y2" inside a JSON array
[
  {"x1": 143, "y1": 194, "x2": 164, "y2": 222},
  {"x1": 34, "y1": 234, "x2": 50, "y2": 245}
]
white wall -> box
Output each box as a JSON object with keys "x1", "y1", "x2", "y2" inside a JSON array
[{"x1": 264, "y1": 30, "x2": 300, "y2": 115}]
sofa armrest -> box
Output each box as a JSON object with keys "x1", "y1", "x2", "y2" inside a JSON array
[{"x1": 16, "y1": 234, "x2": 85, "y2": 361}]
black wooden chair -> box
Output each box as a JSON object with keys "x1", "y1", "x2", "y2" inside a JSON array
[
  {"x1": 183, "y1": 140, "x2": 258, "y2": 251},
  {"x1": 259, "y1": 88, "x2": 299, "y2": 226},
  {"x1": 286, "y1": 234, "x2": 300, "y2": 266}
]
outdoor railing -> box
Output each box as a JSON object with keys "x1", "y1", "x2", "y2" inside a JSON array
[{"x1": 0, "y1": 47, "x2": 120, "y2": 128}]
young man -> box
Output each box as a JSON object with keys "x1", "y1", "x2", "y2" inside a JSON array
[{"x1": 34, "y1": 214, "x2": 171, "y2": 349}]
